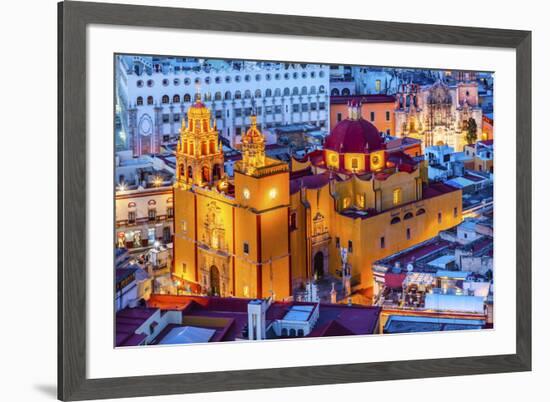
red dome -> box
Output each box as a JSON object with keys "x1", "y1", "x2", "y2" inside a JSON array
[{"x1": 325, "y1": 118, "x2": 383, "y2": 153}]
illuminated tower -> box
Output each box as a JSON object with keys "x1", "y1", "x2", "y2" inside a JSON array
[
  {"x1": 175, "y1": 92, "x2": 224, "y2": 188},
  {"x1": 233, "y1": 117, "x2": 291, "y2": 300}
]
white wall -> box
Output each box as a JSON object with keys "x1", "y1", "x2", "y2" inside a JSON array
[{"x1": 1, "y1": 0, "x2": 547, "y2": 402}]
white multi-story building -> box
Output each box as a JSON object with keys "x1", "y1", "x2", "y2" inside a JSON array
[{"x1": 116, "y1": 56, "x2": 330, "y2": 153}]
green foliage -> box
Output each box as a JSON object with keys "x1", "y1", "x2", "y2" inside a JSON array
[{"x1": 465, "y1": 117, "x2": 478, "y2": 145}]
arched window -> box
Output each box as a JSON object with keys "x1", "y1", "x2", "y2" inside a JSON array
[
  {"x1": 203, "y1": 92, "x2": 212, "y2": 101},
  {"x1": 301, "y1": 86, "x2": 308, "y2": 95},
  {"x1": 391, "y1": 216, "x2": 401, "y2": 225},
  {"x1": 136, "y1": 96, "x2": 143, "y2": 106},
  {"x1": 235, "y1": 91, "x2": 242, "y2": 100},
  {"x1": 244, "y1": 90, "x2": 251, "y2": 99},
  {"x1": 331, "y1": 88, "x2": 340, "y2": 96},
  {"x1": 342, "y1": 88, "x2": 351, "y2": 96},
  {"x1": 224, "y1": 91, "x2": 232, "y2": 100},
  {"x1": 187, "y1": 165, "x2": 193, "y2": 179},
  {"x1": 255, "y1": 89, "x2": 262, "y2": 98},
  {"x1": 404, "y1": 212, "x2": 414, "y2": 220},
  {"x1": 265, "y1": 88, "x2": 272, "y2": 97},
  {"x1": 172, "y1": 94, "x2": 180, "y2": 103},
  {"x1": 283, "y1": 88, "x2": 290, "y2": 96},
  {"x1": 292, "y1": 87, "x2": 299, "y2": 95},
  {"x1": 319, "y1": 85, "x2": 326, "y2": 94},
  {"x1": 214, "y1": 91, "x2": 222, "y2": 101},
  {"x1": 274, "y1": 88, "x2": 281, "y2": 97},
  {"x1": 161, "y1": 95, "x2": 169, "y2": 104},
  {"x1": 183, "y1": 93, "x2": 191, "y2": 102},
  {"x1": 147, "y1": 96, "x2": 154, "y2": 105},
  {"x1": 310, "y1": 86, "x2": 316, "y2": 95},
  {"x1": 416, "y1": 208, "x2": 426, "y2": 216}
]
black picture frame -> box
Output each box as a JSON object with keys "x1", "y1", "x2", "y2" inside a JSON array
[{"x1": 58, "y1": 1, "x2": 532, "y2": 400}]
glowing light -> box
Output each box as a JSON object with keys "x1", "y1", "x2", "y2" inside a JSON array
[
  {"x1": 154, "y1": 240, "x2": 160, "y2": 249},
  {"x1": 117, "y1": 182, "x2": 127, "y2": 192},
  {"x1": 153, "y1": 176, "x2": 163, "y2": 187},
  {"x1": 269, "y1": 188, "x2": 277, "y2": 200},
  {"x1": 243, "y1": 187, "x2": 250, "y2": 200}
]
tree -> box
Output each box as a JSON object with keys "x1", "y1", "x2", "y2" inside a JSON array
[{"x1": 465, "y1": 117, "x2": 478, "y2": 145}]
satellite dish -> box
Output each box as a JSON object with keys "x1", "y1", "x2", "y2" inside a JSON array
[{"x1": 407, "y1": 263, "x2": 414, "y2": 272}]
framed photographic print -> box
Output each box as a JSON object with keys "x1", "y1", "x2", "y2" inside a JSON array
[{"x1": 58, "y1": 1, "x2": 531, "y2": 400}]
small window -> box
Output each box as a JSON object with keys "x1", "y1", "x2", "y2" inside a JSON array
[
  {"x1": 147, "y1": 96, "x2": 154, "y2": 105},
  {"x1": 337, "y1": 113, "x2": 342, "y2": 122},
  {"x1": 289, "y1": 212, "x2": 297, "y2": 230},
  {"x1": 406, "y1": 228, "x2": 411, "y2": 240},
  {"x1": 454, "y1": 207, "x2": 458, "y2": 218},
  {"x1": 128, "y1": 211, "x2": 136, "y2": 223},
  {"x1": 438, "y1": 212, "x2": 442, "y2": 224},
  {"x1": 380, "y1": 236, "x2": 385, "y2": 249},
  {"x1": 403, "y1": 212, "x2": 413, "y2": 220},
  {"x1": 370, "y1": 111, "x2": 375, "y2": 122},
  {"x1": 390, "y1": 216, "x2": 401, "y2": 225},
  {"x1": 136, "y1": 96, "x2": 143, "y2": 106},
  {"x1": 386, "y1": 111, "x2": 391, "y2": 121},
  {"x1": 335, "y1": 237, "x2": 340, "y2": 248},
  {"x1": 348, "y1": 240, "x2": 353, "y2": 253},
  {"x1": 148, "y1": 209, "x2": 157, "y2": 221},
  {"x1": 243, "y1": 242, "x2": 249, "y2": 255},
  {"x1": 393, "y1": 188, "x2": 402, "y2": 206},
  {"x1": 173, "y1": 94, "x2": 180, "y2": 103},
  {"x1": 351, "y1": 158, "x2": 358, "y2": 169},
  {"x1": 416, "y1": 208, "x2": 426, "y2": 216}
]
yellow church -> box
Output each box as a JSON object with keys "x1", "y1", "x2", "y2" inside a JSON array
[{"x1": 173, "y1": 96, "x2": 462, "y2": 303}]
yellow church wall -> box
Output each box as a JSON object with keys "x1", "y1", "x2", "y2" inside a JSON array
[
  {"x1": 234, "y1": 170, "x2": 290, "y2": 212},
  {"x1": 351, "y1": 176, "x2": 376, "y2": 209},
  {"x1": 344, "y1": 153, "x2": 366, "y2": 172},
  {"x1": 234, "y1": 207, "x2": 260, "y2": 298},
  {"x1": 289, "y1": 192, "x2": 308, "y2": 284},
  {"x1": 325, "y1": 150, "x2": 340, "y2": 169},
  {"x1": 291, "y1": 157, "x2": 311, "y2": 172},
  {"x1": 259, "y1": 207, "x2": 291, "y2": 299},
  {"x1": 173, "y1": 187, "x2": 198, "y2": 282},
  {"x1": 375, "y1": 171, "x2": 420, "y2": 211}
]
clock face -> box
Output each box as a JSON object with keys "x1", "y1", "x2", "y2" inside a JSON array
[{"x1": 243, "y1": 187, "x2": 250, "y2": 200}]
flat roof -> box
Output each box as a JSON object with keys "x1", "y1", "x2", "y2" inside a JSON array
[
  {"x1": 428, "y1": 255, "x2": 455, "y2": 269},
  {"x1": 283, "y1": 305, "x2": 315, "y2": 322},
  {"x1": 158, "y1": 326, "x2": 216, "y2": 345}
]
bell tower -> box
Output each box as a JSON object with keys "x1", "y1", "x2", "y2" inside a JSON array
[{"x1": 176, "y1": 92, "x2": 224, "y2": 188}]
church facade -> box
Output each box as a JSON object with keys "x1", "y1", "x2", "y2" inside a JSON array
[
  {"x1": 394, "y1": 78, "x2": 483, "y2": 152},
  {"x1": 173, "y1": 96, "x2": 463, "y2": 302}
]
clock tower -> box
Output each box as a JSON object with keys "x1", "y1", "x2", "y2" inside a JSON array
[{"x1": 233, "y1": 114, "x2": 291, "y2": 299}]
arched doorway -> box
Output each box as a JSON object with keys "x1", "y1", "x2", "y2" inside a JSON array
[
  {"x1": 209, "y1": 265, "x2": 220, "y2": 296},
  {"x1": 202, "y1": 165, "x2": 210, "y2": 183},
  {"x1": 313, "y1": 251, "x2": 324, "y2": 279},
  {"x1": 213, "y1": 164, "x2": 221, "y2": 181}
]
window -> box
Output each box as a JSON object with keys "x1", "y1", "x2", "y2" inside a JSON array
[
  {"x1": 393, "y1": 188, "x2": 402, "y2": 206},
  {"x1": 404, "y1": 212, "x2": 413, "y2": 220},
  {"x1": 375, "y1": 79, "x2": 381, "y2": 92},
  {"x1": 167, "y1": 207, "x2": 174, "y2": 218},
  {"x1": 348, "y1": 240, "x2": 353, "y2": 253},
  {"x1": 148, "y1": 208, "x2": 157, "y2": 221},
  {"x1": 406, "y1": 228, "x2": 411, "y2": 240},
  {"x1": 386, "y1": 111, "x2": 391, "y2": 121},
  {"x1": 390, "y1": 216, "x2": 401, "y2": 225},
  {"x1": 265, "y1": 88, "x2": 272, "y2": 97},
  {"x1": 147, "y1": 96, "x2": 154, "y2": 105},
  {"x1": 173, "y1": 94, "x2": 180, "y2": 103},
  {"x1": 351, "y1": 158, "x2": 358, "y2": 169},
  {"x1": 136, "y1": 96, "x2": 143, "y2": 106},
  {"x1": 416, "y1": 208, "x2": 426, "y2": 216},
  {"x1": 235, "y1": 91, "x2": 242, "y2": 100},
  {"x1": 243, "y1": 242, "x2": 249, "y2": 255},
  {"x1": 302, "y1": 103, "x2": 308, "y2": 112},
  {"x1": 454, "y1": 207, "x2": 458, "y2": 218},
  {"x1": 235, "y1": 109, "x2": 242, "y2": 117},
  {"x1": 290, "y1": 212, "x2": 297, "y2": 230},
  {"x1": 173, "y1": 78, "x2": 180, "y2": 86},
  {"x1": 337, "y1": 112, "x2": 342, "y2": 122},
  {"x1": 380, "y1": 236, "x2": 385, "y2": 249},
  {"x1": 438, "y1": 212, "x2": 442, "y2": 224},
  {"x1": 319, "y1": 102, "x2": 326, "y2": 110},
  {"x1": 128, "y1": 211, "x2": 136, "y2": 223},
  {"x1": 162, "y1": 114, "x2": 169, "y2": 123},
  {"x1": 183, "y1": 93, "x2": 191, "y2": 102},
  {"x1": 335, "y1": 237, "x2": 340, "y2": 248},
  {"x1": 370, "y1": 111, "x2": 375, "y2": 122},
  {"x1": 311, "y1": 103, "x2": 317, "y2": 111},
  {"x1": 173, "y1": 113, "x2": 180, "y2": 122},
  {"x1": 181, "y1": 263, "x2": 187, "y2": 273},
  {"x1": 292, "y1": 104, "x2": 300, "y2": 113}
]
